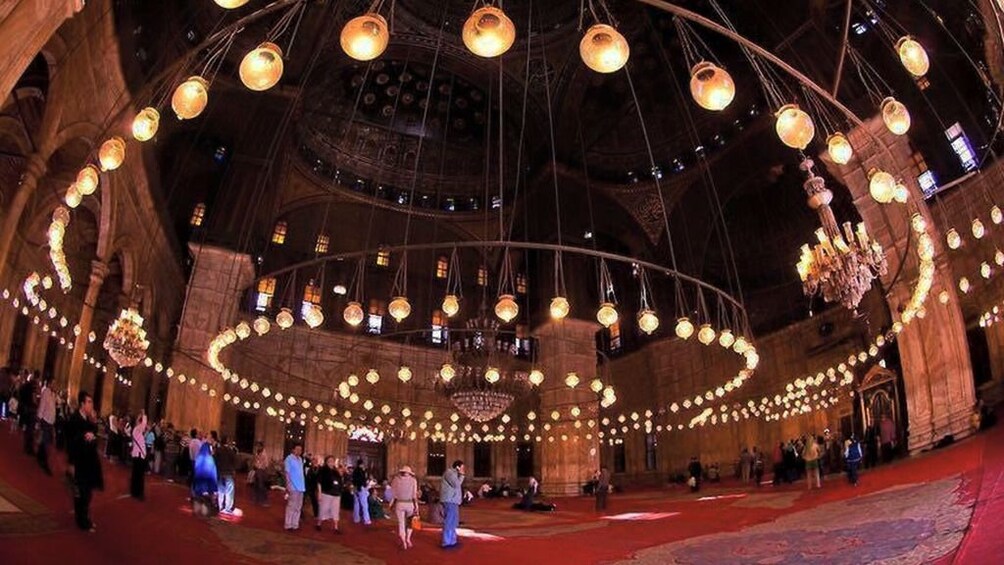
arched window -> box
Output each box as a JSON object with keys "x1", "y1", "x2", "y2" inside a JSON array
[
  {"x1": 256, "y1": 277, "x2": 276, "y2": 312},
  {"x1": 272, "y1": 221, "x2": 288, "y2": 245}
]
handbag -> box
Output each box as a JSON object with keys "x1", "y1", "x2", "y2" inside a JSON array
[{"x1": 410, "y1": 514, "x2": 422, "y2": 530}]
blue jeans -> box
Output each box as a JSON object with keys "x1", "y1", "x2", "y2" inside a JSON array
[
  {"x1": 217, "y1": 475, "x2": 235, "y2": 512},
  {"x1": 353, "y1": 487, "x2": 370, "y2": 523},
  {"x1": 442, "y1": 502, "x2": 460, "y2": 547}
]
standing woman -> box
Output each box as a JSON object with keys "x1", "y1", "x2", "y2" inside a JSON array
[
  {"x1": 66, "y1": 391, "x2": 103, "y2": 532},
  {"x1": 315, "y1": 456, "x2": 343, "y2": 533},
  {"x1": 130, "y1": 412, "x2": 148, "y2": 500},
  {"x1": 390, "y1": 465, "x2": 419, "y2": 549}
]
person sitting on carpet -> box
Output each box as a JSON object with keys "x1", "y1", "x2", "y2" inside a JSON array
[{"x1": 368, "y1": 481, "x2": 387, "y2": 520}]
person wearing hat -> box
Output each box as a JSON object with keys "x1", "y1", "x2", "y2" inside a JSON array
[{"x1": 389, "y1": 465, "x2": 419, "y2": 549}]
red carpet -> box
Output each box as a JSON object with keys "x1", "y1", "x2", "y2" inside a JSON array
[{"x1": 0, "y1": 423, "x2": 1000, "y2": 564}]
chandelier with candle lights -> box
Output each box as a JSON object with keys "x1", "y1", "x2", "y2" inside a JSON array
[
  {"x1": 796, "y1": 158, "x2": 887, "y2": 311},
  {"x1": 103, "y1": 307, "x2": 151, "y2": 367}
]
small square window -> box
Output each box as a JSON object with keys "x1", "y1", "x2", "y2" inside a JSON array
[
  {"x1": 272, "y1": 221, "x2": 288, "y2": 245},
  {"x1": 516, "y1": 273, "x2": 527, "y2": 294},
  {"x1": 376, "y1": 248, "x2": 390, "y2": 267},
  {"x1": 477, "y1": 266, "x2": 488, "y2": 286},
  {"x1": 190, "y1": 203, "x2": 206, "y2": 227},
  {"x1": 315, "y1": 234, "x2": 329, "y2": 254},
  {"x1": 436, "y1": 256, "x2": 448, "y2": 279}
]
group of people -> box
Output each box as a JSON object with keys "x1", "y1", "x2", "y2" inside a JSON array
[{"x1": 3, "y1": 369, "x2": 69, "y2": 477}]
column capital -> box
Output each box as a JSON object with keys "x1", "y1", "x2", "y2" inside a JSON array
[{"x1": 89, "y1": 260, "x2": 109, "y2": 285}]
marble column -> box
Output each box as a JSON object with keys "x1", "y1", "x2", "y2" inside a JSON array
[
  {"x1": 66, "y1": 260, "x2": 107, "y2": 400},
  {"x1": 533, "y1": 319, "x2": 601, "y2": 494},
  {"x1": 823, "y1": 118, "x2": 976, "y2": 452}
]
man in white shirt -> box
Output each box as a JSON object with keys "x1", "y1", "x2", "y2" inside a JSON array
[
  {"x1": 36, "y1": 379, "x2": 57, "y2": 475},
  {"x1": 130, "y1": 412, "x2": 148, "y2": 500}
]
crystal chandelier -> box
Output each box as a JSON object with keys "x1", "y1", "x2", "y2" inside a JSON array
[
  {"x1": 795, "y1": 158, "x2": 887, "y2": 311},
  {"x1": 104, "y1": 307, "x2": 150, "y2": 367},
  {"x1": 437, "y1": 312, "x2": 530, "y2": 422}
]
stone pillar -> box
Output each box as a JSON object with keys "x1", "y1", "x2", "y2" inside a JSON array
[
  {"x1": 533, "y1": 319, "x2": 601, "y2": 494},
  {"x1": 0, "y1": 0, "x2": 84, "y2": 102},
  {"x1": 66, "y1": 260, "x2": 107, "y2": 400},
  {"x1": 165, "y1": 243, "x2": 254, "y2": 433},
  {"x1": 824, "y1": 118, "x2": 975, "y2": 452},
  {"x1": 0, "y1": 154, "x2": 47, "y2": 284}
]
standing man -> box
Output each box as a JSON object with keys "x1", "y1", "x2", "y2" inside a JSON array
[
  {"x1": 36, "y1": 378, "x2": 56, "y2": 475},
  {"x1": 351, "y1": 459, "x2": 371, "y2": 525},
  {"x1": 130, "y1": 412, "x2": 148, "y2": 500},
  {"x1": 284, "y1": 442, "x2": 305, "y2": 531},
  {"x1": 66, "y1": 391, "x2": 103, "y2": 532},
  {"x1": 596, "y1": 466, "x2": 610, "y2": 512},
  {"x1": 844, "y1": 435, "x2": 863, "y2": 486},
  {"x1": 215, "y1": 435, "x2": 238, "y2": 514},
  {"x1": 440, "y1": 459, "x2": 465, "y2": 549}
]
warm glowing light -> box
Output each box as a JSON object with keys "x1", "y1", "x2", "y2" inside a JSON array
[
  {"x1": 972, "y1": 218, "x2": 986, "y2": 239},
  {"x1": 881, "y1": 97, "x2": 911, "y2": 135},
  {"x1": 868, "y1": 168, "x2": 896, "y2": 204},
  {"x1": 462, "y1": 6, "x2": 515, "y2": 58},
  {"x1": 718, "y1": 328, "x2": 735, "y2": 348},
  {"x1": 397, "y1": 366, "x2": 412, "y2": 383},
  {"x1": 775, "y1": 104, "x2": 815, "y2": 150},
  {"x1": 76, "y1": 165, "x2": 100, "y2": 196},
  {"x1": 440, "y1": 363, "x2": 456, "y2": 382},
  {"x1": 239, "y1": 42, "x2": 284, "y2": 91},
  {"x1": 697, "y1": 324, "x2": 716, "y2": 345},
  {"x1": 132, "y1": 107, "x2": 160, "y2": 142},
  {"x1": 172, "y1": 76, "x2": 210, "y2": 120},
  {"x1": 343, "y1": 301, "x2": 365, "y2": 326},
  {"x1": 981, "y1": 262, "x2": 991, "y2": 279},
  {"x1": 893, "y1": 182, "x2": 909, "y2": 204},
  {"x1": 528, "y1": 369, "x2": 544, "y2": 386},
  {"x1": 896, "y1": 36, "x2": 930, "y2": 77},
  {"x1": 388, "y1": 296, "x2": 411, "y2": 322},
  {"x1": 214, "y1": 0, "x2": 249, "y2": 8},
  {"x1": 253, "y1": 316, "x2": 270, "y2": 336},
  {"x1": 304, "y1": 304, "x2": 324, "y2": 328},
  {"x1": 442, "y1": 294, "x2": 460, "y2": 317},
  {"x1": 484, "y1": 366, "x2": 501, "y2": 384},
  {"x1": 959, "y1": 277, "x2": 970, "y2": 293},
  {"x1": 826, "y1": 132, "x2": 853, "y2": 165},
  {"x1": 565, "y1": 372, "x2": 580, "y2": 388},
  {"x1": 689, "y1": 62, "x2": 735, "y2": 111},
  {"x1": 637, "y1": 309, "x2": 659, "y2": 335},
  {"x1": 596, "y1": 302, "x2": 618, "y2": 328},
  {"x1": 549, "y1": 296, "x2": 570, "y2": 320},
  {"x1": 366, "y1": 369, "x2": 380, "y2": 384},
  {"x1": 579, "y1": 24, "x2": 629, "y2": 73},
  {"x1": 98, "y1": 137, "x2": 126, "y2": 171},
  {"x1": 675, "y1": 317, "x2": 695, "y2": 340},
  {"x1": 495, "y1": 294, "x2": 519, "y2": 323},
  {"x1": 65, "y1": 184, "x2": 82, "y2": 208},
  {"x1": 340, "y1": 13, "x2": 389, "y2": 61},
  {"x1": 590, "y1": 378, "x2": 604, "y2": 393},
  {"x1": 946, "y1": 228, "x2": 961, "y2": 250},
  {"x1": 991, "y1": 206, "x2": 1003, "y2": 225},
  {"x1": 276, "y1": 307, "x2": 294, "y2": 329}
]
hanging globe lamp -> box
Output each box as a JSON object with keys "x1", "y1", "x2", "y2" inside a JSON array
[
  {"x1": 343, "y1": 301, "x2": 364, "y2": 326},
  {"x1": 365, "y1": 368, "x2": 380, "y2": 384},
  {"x1": 689, "y1": 61, "x2": 735, "y2": 111},
  {"x1": 775, "y1": 104, "x2": 815, "y2": 150},
  {"x1": 564, "y1": 372, "x2": 580, "y2": 388},
  {"x1": 718, "y1": 328, "x2": 735, "y2": 348},
  {"x1": 826, "y1": 132, "x2": 853, "y2": 165},
  {"x1": 637, "y1": 309, "x2": 659, "y2": 334},
  {"x1": 98, "y1": 137, "x2": 126, "y2": 171},
  {"x1": 528, "y1": 369, "x2": 544, "y2": 386},
  {"x1": 252, "y1": 316, "x2": 270, "y2": 336},
  {"x1": 495, "y1": 294, "x2": 519, "y2": 323},
  {"x1": 340, "y1": 13, "x2": 390, "y2": 61},
  {"x1": 881, "y1": 97, "x2": 911, "y2": 135},
  {"x1": 596, "y1": 302, "x2": 618, "y2": 328},
  {"x1": 972, "y1": 218, "x2": 986, "y2": 239},
  {"x1": 304, "y1": 304, "x2": 324, "y2": 328},
  {"x1": 214, "y1": 0, "x2": 249, "y2": 8},
  {"x1": 397, "y1": 365, "x2": 412, "y2": 383},
  {"x1": 462, "y1": 5, "x2": 515, "y2": 58},
  {"x1": 276, "y1": 307, "x2": 294, "y2": 329},
  {"x1": 440, "y1": 363, "x2": 456, "y2": 382},
  {"x1": 868, "y1": 168, "x2": 896, "y2": 204},
  {"x1": 945, "y1": 228, "x2": 961, "y2": 250},
  {"x1": 64, "y1": 184, "x2": 82, "y2": 208},
  {"x1": 132, "y1": 107, "x2": 160, "y2": 142},
  {"x1": 675, "y1": 317, "x2": 694, "y2": 340},
  {"x1": 442, "y1": 294, "x2": 460, "y2": 317},
  {"x1": 172, "y1": 76, "x2": 210, "y2": 120},
  {"x1": 896, "y1": 36, "x2": 930, "y2": 77},
  {"x1": 579, "y1": 23, "x2": 629, "y2": 73},
  {"x1": 76, "y1": 165, "x2": 100, "y2": 195},
  {"x1": 697, "y1": 324, "x2": 716, "y2": 345},
  {"x1": 239, "y1": 42, "x2": 284, "y2": 91},
  {"x1": 484, "y1": 366, "x2": 501, "y2": 384},
  {"x1": 549, "y1": 296, "x2": 570, "y2": 320},
  {"x1": 388, "y1": 296, "x2": 411, "y2": 322}
]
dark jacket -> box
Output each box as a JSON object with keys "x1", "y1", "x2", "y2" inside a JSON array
[
  {"x1": 215, "y1": 444, "x2": 238, "y2": 476},
  {"x1": 66, "y1": 411, "x2": 104, "y2": 490},
  {"x1": 352, "y1": 466, "x2": 367, "y2": 490},
  {"x1": 318, "y1": 466, "x2": 343, "y2": 496}
]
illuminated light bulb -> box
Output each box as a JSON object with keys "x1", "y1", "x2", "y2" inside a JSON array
[
  {"x1": 596, "y1": 302, "x2": 618, "y2": 328},
  {"x1": 996, "y1": 249, "x2": 1004, "y2": 266},
  {"x1": 98, "y1": 137, "x2": 126, "y2": 171},
  {"x1": 733, "y1": 336, "x2": 751, "y2": 354},
  {"x1": 172, "y1": 77, "x2": 210, "y2": 122},
  {"x1": 528, "y1": 369, "x2": 544, "y2": 386},
  {"x1": 697, "y1": 324, "x2": 716, "y2": 345},
  {"x1": 235, "y1": 321, "x2": 251, "y2": 340},
  {"x1": 881, "y1": 97, "x2": 911, "y2": 135},
  {"x1": 590, "y1": 378, "x2": 604, "y2": 393},
  {"x1": 637, "y1": 309, "x2": 660, "y2": 335},
  {"x1": 896, "y1": 36, "x2": 930, "y2": 77},
  {"x1": 938, "y1": 290, "x2": 949, "y2": 304},
  {"x1": 214, "y1": 0, "x2": 249, "y2": 8},
  {"x1": 972, "y1": 218, "x2": 986, "y2": 239},
  {"x1": 868, "y1": 168, "x2": 896, "y2": 204},
  {"x1": 495, "y1": 294, "x2": 519, "y2": 323},
  {"x1": 959, "y1": 277, "x2": 970, "y2": 294},
  {"x1": 76, "y1": 165, "x2": 100, "y2": 196},
  {"x1": 674, "y1": 317, "x2": 694, "y2": 340},
  {"x1": 440, "y1": 363, "x2": 456, "y2": 382},
  {"x1": 442, "y1": 294, "x2": 460, "y2": 317},
  {"x1": 252, "y1": 316, "x2": 270, "y2": 336},
  {"x1": 484, "y1": 366, "x2": 501, "y2": 384},
  {"x1": 946, "y1": 228, "x2": 961, "y2": 250},
  {"x1": 365, "y1": 369, "x2": 380, "y2": 384},
  {"x1": 991, "y1": 206, "x2": 1003, "y2": 225},
  {"x1": 775, "y1": 104, "x2": 815, "y2": 150},
  {"x1": 340, "y1": 13, "x2": 389, "y2": 61},
  {"x1": 397, "y1": 365, "x2": 412, "y2": 383},
  {"x1": 981, "y1": 262, "x2": 992, "y2": 279},
  {"x1": 65, "y1": 184, "x2": 82, "y2": 208},
  {"x1": 549, "y1": 296, "x2": 570, "y2": 320},
  {"x1": 462, "y1": 6, "x2": 516, "y2": 58},
  {"x1": 132, "y1": 107, "x2": 160, "y2": 142},
  {"x1": 304, "y1": 304, "x2": 324, "y2": 328},
  {"x1": 579, "y1": 23, "x2": 629, "y2": 73},
  {"x1": 275, "y1": 307, "x2": 294, "y2": 329},
  {"x1": 893, "y1": 182, "x2": 910, "y2": 204},
  {"x1": 343, "y1": 301, "x2": 365, "y2": 326},
  {"x1": 388, "y1": 296, "x2": 411, "y2": 322},
  {"x1": 239, "y1": 42, "x2": 284, "y2": 91},
  {"x1": 689, "y1": 61, "x2": 735, "y2": 111},
  {"x1": 826, "y1": 132, "x2": 853, "y2": 165},
  {"x1": 564, "y1": 372, "x2": 580, "y2": 388},
  {"x1": 718, "y1": 328, "x2": 735, "y2": 348}
]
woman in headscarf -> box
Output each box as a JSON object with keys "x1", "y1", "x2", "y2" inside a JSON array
[{"x1": 389, "y1": 465, "x2": 419, "y2": 549}]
